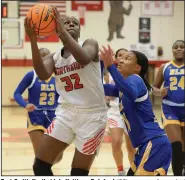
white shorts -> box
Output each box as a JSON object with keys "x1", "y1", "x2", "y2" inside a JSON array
[
  {"x1": 46, "y1": 104, "x2": 107, "y2": 155},
  {"x1": 107, "y1": 106, "x2": 127, "y2": 134}
]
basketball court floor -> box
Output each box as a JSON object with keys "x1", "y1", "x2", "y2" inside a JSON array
[{"x1": 2, "y1": 106, "x2": 173, "y2": 176}]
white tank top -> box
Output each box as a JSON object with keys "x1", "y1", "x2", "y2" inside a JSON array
[
  {"x1": 109, "y1": 74, "x2": 119, "y2": 107},
  {"x1": 53, "y1": 41, "x2": 107, "y2": 110}
]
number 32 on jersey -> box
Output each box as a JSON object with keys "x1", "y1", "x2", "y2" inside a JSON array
[{"x1": 60, "y1": 73, "x2": 83, "y2": 92}]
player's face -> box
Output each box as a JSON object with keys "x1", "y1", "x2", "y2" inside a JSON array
[
  {"x1": 172, "y1": 41, "x2": 184, "y2": 61},
  {"x1": 115, "y1": 50, "x2": 127, "y2": 63},
  {"x1": 63, "y1": 17, "x2": 80, "y2": 39},
  {"x1": 117, "y1": 51, "x2": 141, "y2": 76}
]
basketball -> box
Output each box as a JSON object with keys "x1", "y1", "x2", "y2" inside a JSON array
[{"x1": 26, "y1": 4, "x2": 56, "y2": 37}]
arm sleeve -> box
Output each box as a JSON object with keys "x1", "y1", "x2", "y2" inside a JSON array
[
  {"x1": 108, "y1": 64, "x2": 144, "y2": 101},
  {"x1": 103, "y1": 84, "x2": 119, "y2": 97},
  {"x1": 14, "y1": 71, "x2": 34, "y2": 108},
  {"x1": 100, "y1": 60, "x2": 119, "y2": 97},
  {"x1": 100, "y1": 60, "x2": 104, "y2": 83}
]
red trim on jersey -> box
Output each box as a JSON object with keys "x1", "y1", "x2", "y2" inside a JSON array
[{"x1": 109, "y1": 118, "x2": 118, "y2": 127}]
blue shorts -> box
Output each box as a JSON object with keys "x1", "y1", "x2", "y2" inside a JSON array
[
  {"x1": 27, "y1": 110, "x2": 55, "y2": 132},
  {"x1": 131, "y1": 135, "x2": 172, "y2": 175},
  {"x1": 162, "y1": 104, "x2": 185, "y2": 127}
]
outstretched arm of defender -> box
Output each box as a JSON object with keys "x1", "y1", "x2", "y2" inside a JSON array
[
  {"x1": 24, "y1": 18, "x2": 54, "y2": 80},
  {"x1": 100, "y1": 45, "x2": 142, "y2": 101}
]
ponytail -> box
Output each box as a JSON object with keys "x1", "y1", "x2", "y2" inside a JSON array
[
  {"x1": 131, "y1": 50, "x2": 152, "y2": 92},
  {"x1": 140, "y1": 73, "x2": 152, "y2": 92}
]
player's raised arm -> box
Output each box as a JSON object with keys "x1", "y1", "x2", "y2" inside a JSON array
[
  {"x1": 100, "y1": 45, "x2": 140, "y2": 101},
  {"x1": 24, "y1": 18, "x2": 54, "y2": 80},
  {"x1": 52, "y1": 7, "x2": 99, "y2": 65}
]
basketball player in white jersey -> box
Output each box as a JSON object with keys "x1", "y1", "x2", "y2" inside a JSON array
[
  {"x1": 105, "y1": 49, "x2": 136, "y2": 175},
  {"x1": 24, "y1": 7, "x2": 107, "y2": 176}
]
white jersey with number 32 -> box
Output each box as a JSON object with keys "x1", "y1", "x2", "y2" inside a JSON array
[{"x1": 53, "y1": 41, "x2": 106, "y2": 110}]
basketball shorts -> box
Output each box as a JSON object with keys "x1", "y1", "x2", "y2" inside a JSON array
[
  {"x1": 46, "y1": 104, "x2": 107, "y2": 155},
  {"x1": 27, "y1": 110, "x2": 55, "y2": 132},
  {"x1": 161, "y1": 103, "x2": 185, "y2": 127},
  {"x1": 107, "y1": 106, "x2": 127, "y2": 133},
  {"x1": 131, "y1": 135, "x2": 172, "y2": 176}
]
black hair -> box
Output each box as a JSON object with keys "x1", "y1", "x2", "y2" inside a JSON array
[
  {"x1": 115, "y1": 48, "x2": 128, "y2": 58},
  {"x1": 131, "y1": 50, "x2": 152, "y2": 92},
  {"x1": 172, "y1": 40, "x2": 184, "y2": 48}
]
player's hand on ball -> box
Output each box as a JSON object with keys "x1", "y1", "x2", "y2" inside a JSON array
[
  {"x1": 24, "y1": 17, "x2": 36, "y2": 39},
  {"x1": 25, "y1": 103, "x2": 36, "y2": 112},
  {"x1": 51, "y1": 6, "x2": 66, "y2": 36},
  {"x1": 100, "y1": 45, "x2": 114, "y2": 68}
]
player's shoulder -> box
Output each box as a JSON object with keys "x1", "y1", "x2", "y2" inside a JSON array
[
  {"x1": 128, "y1": 74, "x2": 143, "y2": 83},
  {"x1": 159, "y1": 62, "x2": 168, "y2": 71},
  {"x1": 25, "y1": 70, "x2": 35, "y2": 77},
  {"x1": 129, "y1": 75, "x2": 148, "y2": 97},
  {"x1": 128, "y1": 74, "x2": 147, "y2": 90},
  {"x1": 162, "y1": 61, "x2": 173, "y2": 74},
  {"x1": 82, "y1": 38, "x2": 98, "y2": 47},
  {"x1": 21, "y1": 70, "x2": 35, "y2": 85}
]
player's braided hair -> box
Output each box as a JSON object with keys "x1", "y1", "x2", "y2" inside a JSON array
[{"x1": 131, "y1": 50, "x2": 152, "y2": 92}]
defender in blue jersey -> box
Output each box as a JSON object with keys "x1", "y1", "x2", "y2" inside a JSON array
[
  {"x1": 104, "y1": 48, "x2": 136, "y2": 176},
  {"x1": 100, "y1": 45, "x2": 172, "y2": 176},
  {"x1": 14, "y1": 48, "x2": 59, "y2": 157},
  {"x1": 153, "y1": 40, "x2": 185, "y2": 176}
]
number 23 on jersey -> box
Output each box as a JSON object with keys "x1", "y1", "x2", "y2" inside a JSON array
[{"x1": 39, "y1": 92, "x2": 55, "y2": 105}]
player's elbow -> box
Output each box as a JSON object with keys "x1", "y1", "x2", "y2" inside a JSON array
[
  {"x1": 74, "y1": 55, "x2": 91, "y2": 66},
  {"x1": 83, "y1": 50, "x2": 98, "y2": 65},
  {"x1": 13, "y1": 92, "x2": 17, "y2": 99},
  {"x1": 79, "y1": 56, "x2": 92, "y2": 66},
  {"x1": 78, "y1": 39, "x2": 98, "y2": 65},
  {"x1": 13, "y1": 92, "x2": 19, "y2": 102}
]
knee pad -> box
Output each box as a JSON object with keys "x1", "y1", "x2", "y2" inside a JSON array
[
  {"x1": 33, "y1": 158, "x2": 53, "y2": 176},
  {"x1": 71, "y1": 168, "x2": 89, "y2": 176}
]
